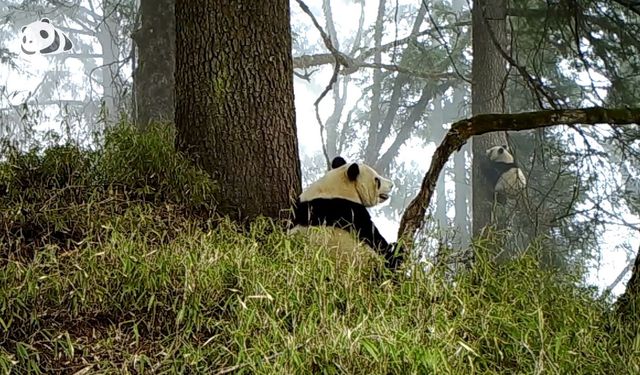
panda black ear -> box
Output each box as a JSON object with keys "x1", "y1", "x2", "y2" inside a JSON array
[
  {"x1": 331, "y1": 156, "x2": 347, "y2": 169},
  {"x1": 347, "y1": 163, "x2": 360, "y2": 181},
  {"x1": 501, "y1": 144, "x2": 508, "y2": 150},
  {"x1": 21, "y1": 26, "x2": 27, "y2": 32},
  {"x1": 41, "y1": 18, "x2": 50, "y2": 23}
]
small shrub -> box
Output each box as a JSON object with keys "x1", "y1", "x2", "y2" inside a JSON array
[{"x1": 0, "y1": 123, "x2": 218, "y2": 259}]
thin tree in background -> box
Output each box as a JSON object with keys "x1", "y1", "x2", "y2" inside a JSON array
[
  {"x1": 175, "y1": 0, "x2": 302, "y2": 221},
  {"x1": 133, "y1": 0, "x2": 175, "y2": 128},
  {"x1": 471, "y1": 0, "x2": 508, "y2": 236}
]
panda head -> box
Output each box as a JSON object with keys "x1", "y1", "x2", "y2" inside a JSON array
[
  {"x1": 486, "y1": 145, "x2": 515, "y2": 164},
  {"x1": 300, "y1": 156, "x2": 394, "y2": 207},
  {"x1": 20, "y1": 18, "x2": 73, "y2": 55}
]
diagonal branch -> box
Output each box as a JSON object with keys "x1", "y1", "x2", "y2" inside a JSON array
[
  {"x1": 398, "y1": 107, "x2": 640, "y2": 244},
  {"x1": 294, "y1": 0, "x2": 352, "y2": 69}
]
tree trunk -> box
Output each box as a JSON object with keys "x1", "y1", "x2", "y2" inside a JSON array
[
  {"x1": 97, "y1": 0, "x2": 121, "y2": 125},
  {"x1": 471, "y1": 0, "x2": 508, "y2": 236},
  {"x1": 133, "y1": 0, "x2": 175, "y2": 128},
  {"x1": 364, "y1": 0, "x2": 386, "y2": 165},
  {"x1": 175, "y1": 0, "x2": 302, "y2": 221},
  {"x1": 450, "y1": 89, "x2": 471, "y2": 246},
  {"x1": 616, "y1": 243, "x2": 640, "y2": 325}
]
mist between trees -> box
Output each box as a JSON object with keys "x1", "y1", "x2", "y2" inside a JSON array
[{"x1": 0, "y1": 0, "x2": 639, "y2": 373}]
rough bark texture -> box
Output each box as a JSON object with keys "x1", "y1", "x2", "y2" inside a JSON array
[
  {"x1": 471, "y1": 0, "x2": 508, "y2": 236},
  {"x1": 175, "y1": 0, "x2": 302, "y2": 222},
  {"x1": 132, "y1": 0, "x2": 175, "y2": 128},
  {"x1": 616, "y1": 243, "x2": 640, "y2": 324},
  {"x1": 397, "y1": 107, "x2": 640, "y2": 245}
]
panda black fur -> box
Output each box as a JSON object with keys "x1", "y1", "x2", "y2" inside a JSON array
[
  {"x1": 289, "y1": 156, "x2": 404, "y2": 271},
  {"x1": 482, "y1": 145, "x2": 527, "y2": 204},
  {"x1": 20, "y1": 18, "x2": 73, "y2": 56}
]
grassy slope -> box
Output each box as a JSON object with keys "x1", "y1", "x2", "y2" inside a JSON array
[{"x1": 0, "y1": 125, "x2": 638, "y2": 374}]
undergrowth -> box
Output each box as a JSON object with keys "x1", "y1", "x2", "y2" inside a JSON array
[
  {"x1": 0, "y1": 124, "x2": 638, "y2": 374},
  {"x1": 0, "y1": 123, "x2": 218, "y2": 258}
]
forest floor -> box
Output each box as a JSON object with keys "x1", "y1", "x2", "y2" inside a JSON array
[{"x1": 1, "y1": 125, "x2": 638, "y2": 374}]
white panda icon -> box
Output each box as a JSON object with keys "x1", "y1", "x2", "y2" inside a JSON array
[{"x1": 20, "y1": 18, "x2": 73, "y2": 56}]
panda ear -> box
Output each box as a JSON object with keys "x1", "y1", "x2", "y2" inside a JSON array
[
  {"x1": 41, "y1": 18, "x2": 50, "y2": 23},
  {"x1": 21, "y1": 25, "x2": 27, "y2": 32},
  {"x1": 331, "y1": 156, "x2": 347, "y2": 169},
  {"x1": 347, "y1": 163, "x2": 360, "y2": 181},
  {"x1": 501, "y1": 144, "x2": 508, "y2": 150}
]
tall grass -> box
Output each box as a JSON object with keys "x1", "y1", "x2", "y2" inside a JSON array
[{"x1": 0, "y1": 124, "x2": 637, "y2": 374}]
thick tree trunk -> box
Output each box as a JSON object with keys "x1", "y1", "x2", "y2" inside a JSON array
[
  {"x1": 132, "y1": 0, "x2": 175, "y2": 128},
  {"x1": 471, "y1": 0, "x2": 508, "y2": 236},
  {"x1": 175, "y1": 0, "x2": 302, "y2": 221}
]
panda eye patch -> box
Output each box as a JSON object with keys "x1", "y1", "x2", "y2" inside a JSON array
[
  {"x1": 375, "y1": 177, "x2": 381, "y2": 188},
  {"x1": 40, "y1": 30, "x2": 48, "y2": 38}
]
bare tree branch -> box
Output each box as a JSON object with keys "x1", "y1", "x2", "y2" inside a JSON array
[
  {"x1": 606, "y1": 259, "x2": 634, "y2": 294},
  {"x1": 294, "y1": 0, "x2": 352, "y2": 69},
  {"x1": 398, "y1": 107, "x2": 640, "y2": 244},
  {"x1": 292, "y1": 26, "x2": 467, "y2": 70},
  {"x1": 482, "y1": 5, "x2": 564, "y2": 109},
  {"x1": 423, "y1": 0, "x2": 471, "y2": 84},
  {"x1": 356, "y1": 62, "x2": 459, "y2": 81}
]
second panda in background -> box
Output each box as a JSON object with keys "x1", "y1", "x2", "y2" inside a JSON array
[{"x1": 483, "y1": 145, "x2": 527, "y2": 204}]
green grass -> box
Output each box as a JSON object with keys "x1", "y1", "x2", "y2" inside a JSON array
[
  {"x1": 0, "y1": 124, "x2": 638, "y2": 374},
  {"x1": 1, "y1": 218, "x2": 637, "y2": 374}
]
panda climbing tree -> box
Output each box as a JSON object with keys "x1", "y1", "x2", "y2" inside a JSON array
[{"x1": 481, "y1": 145, "x2": 527, "y2": 205}]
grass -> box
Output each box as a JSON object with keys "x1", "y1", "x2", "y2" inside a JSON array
[{"x1": 0, "y1": 124, "x2": 638, "y2": 374}]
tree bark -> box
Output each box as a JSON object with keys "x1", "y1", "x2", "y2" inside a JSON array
[
  {"x1": 616, "y1": 243, "x2": 640, "y2": 324},
  {"x1": 175, "y1": 0, "x2": 302, "y2": 221},
  {"x1": 132, "y1": 0, "x2": 175, "y2": 128},
  {"x1": 471, "y1": 0, "x2": 508, "y2": 236}
]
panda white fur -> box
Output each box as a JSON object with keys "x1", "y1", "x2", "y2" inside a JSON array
[
  {"x1": 483, "y1": 145, "x2": 527, "y2": 204},
  {"x1": 289, "y1": 156, "x2": 404, "y2": 271},
  {"x1": 20, "y1": 18, "x2": 73, "y2": 56}
]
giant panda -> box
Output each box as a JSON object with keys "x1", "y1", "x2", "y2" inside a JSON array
[
  {"x1": 288, "y1": 156, "x2": 405, "y2": 271},
  {"x1": 20, "y1": 18, "x2": 73, "y2": 56},
  {"x1": 482, "y1": 145, "x2": 527, "y2": 204}
]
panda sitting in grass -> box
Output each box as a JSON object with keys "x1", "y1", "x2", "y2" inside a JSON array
[
  {"x1": 482, "y1": 145, "x2": 527, "y2": 204},
  {"x1": 288, "y1": 156, "x2": 404, "y2": 272}
]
